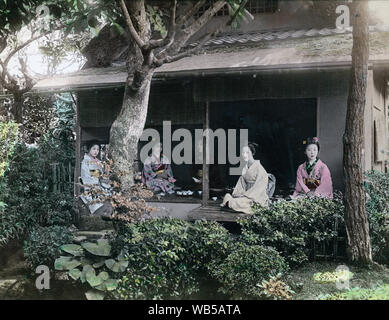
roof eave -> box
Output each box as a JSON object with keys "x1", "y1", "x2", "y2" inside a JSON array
[{"x1": 30, "y1": 59, "x2": 389, "y2": 94}]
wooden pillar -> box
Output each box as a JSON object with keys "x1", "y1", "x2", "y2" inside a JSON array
[
  {"x1": 202, "y1": 101, "x2": 210, "y2": 206},
  {"x1": 73, "y1": 93, "x2": 81, "y2": 198}
]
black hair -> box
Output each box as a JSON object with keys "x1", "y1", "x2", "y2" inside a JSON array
[
  {"x1": 86, "y1": 140, "x2": 101, "y2": 153},
  {"x1": 246, "y1": 142, "x2": 258, "y2": 156},
  {"x1": 305, "y1": 137, "x2": 320, "y2": 152}
]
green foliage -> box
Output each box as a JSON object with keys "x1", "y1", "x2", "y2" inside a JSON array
[
  {"x1": 0, "y1": 120, "x2": 18, "y2": 181},
  {"x1": 111, "y1": 218, "x2": 232, "y2": 300},
  {"x1": 23, "y1": 225, "x2": 74, "y2": 270},
  {"x1": 38, "y1": 93, "x2": 75, "y2": 162},
  {"x1": 62, "y1": 0, "x2": 249, "y2": 41},
  {"x1": 54, "y1": 238, "x2": 124, "y2": 300},
  {"x1": 146, "y1": 4, "x2": 167, "y2": 37},
  {"x1": 81, "y1": 240, "x2": 112, "y2": 257},
  {"x1": 0, "y1": 95, "x2": 75, "y2": 246},
  {"x1": 0, "y1": 144, "x2": 74, "y2": 245},
  {"x1": 0, "y1": 0, "x2": 43, "y2": 35},
  {"x1": 0, "y1": 0, "x2": 81, "y2": 37},
  {"x1": 0, "y1": 121, "x2": 18, "y2": 210},
  {"x1": 209, "y1": 243, "x2": 289, "y2": 299},
  {"x1": 313, "y1": 270, "x2": 353, "y2": 284},
  {"x1": 238, "y1": 196, "x2": 344, "y2": 267},
  {"x1": 321, "y1": 285, "x2": 389, "y2": 300},
  {"x1": 364, "y1": 171, "x2": 389, "y2": 264},
  {"x1": 1, "y1": 95, "x2": 57, "y2": 144}
]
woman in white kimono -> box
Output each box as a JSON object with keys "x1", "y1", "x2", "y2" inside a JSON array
[
  {"x1": 80, "y1": 141, "x2": 113, "y2": 216},
  {"x1": 221, "y1": 143, "x2": 269, "y2": 214}
]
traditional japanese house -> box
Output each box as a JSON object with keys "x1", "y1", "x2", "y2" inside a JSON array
[{"x1": 33, "y1": 1, "x2": 389, "y2": 220}]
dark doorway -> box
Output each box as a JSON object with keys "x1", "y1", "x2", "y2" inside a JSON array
[{"x1": 210, "y1": 98, "x2": 317, "y2": 194}]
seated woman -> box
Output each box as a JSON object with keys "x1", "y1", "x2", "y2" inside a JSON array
[
  {"x1": 80, "y1": 141, "x2": 113, "y2": 216},
  {"x1": 221, "y1": 143, "x2": 269, "y2": 214},
  {"x1": 142, "y1": 142, "x2": 176, "y2": 195},
  {"x1": 292, "y1": 137, "x2": 333, "y2": 199}
]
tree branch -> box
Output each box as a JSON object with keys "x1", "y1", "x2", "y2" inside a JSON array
[
  {"x1": 0, "y1": 60, "x2": 18, "y2": 91},
  {"x1": 0, "y1": 23, "x2": 63, "y2": 93},
  {"x1": 147, "y1": 0, "x2": 177, "y2": 51},
  {"x1": 153, "y1": 25, "x2": 219, "y2": 67},
  {"x1": 176, "y1": 1, "x2": 206, "y2": 26},
  {"x1": 169, "y1": 0, "x2": 177, "y2": 29},
  {"x1": 18, "y1": 57, "x2": 35, "y2": 94},
  {"x1": 1, "y1": 26, "x2": 63, "y2": 72},
  {"x1": 154, "y1": 1, "x2": 247, "y2": 68},
  {"x1": 182, "y1": 1, "x2": 226, "y2": 40},
  {"x1": 118, "y1": 0, "x2": 145, "y2": 49},
  {"x1": 0, "y1": 37, "x2": 6, "y2": 55}
]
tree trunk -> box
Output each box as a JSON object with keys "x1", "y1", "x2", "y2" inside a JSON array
[
  {"x1": 11, "y1": 93, "x2": 23, "y2": 124},
  {"x1": 343, "y1": 1, "x2": 372, "y2": 264},
  {"x1": 109, "y1": 69, "x2": 154, "y2": 192}
]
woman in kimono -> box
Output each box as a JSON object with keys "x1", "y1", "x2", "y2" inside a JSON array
[
  {"x1": 292, "y1": 137, "x2": 333, "y2": 199},
  {"x1": 142, "y1": 142, "x2": 176, "y2": 195},
  {"x1": 80, "y1": 141, "x2": 113, "y2": 216},
  {"x1": 221, "y1": 143, "x2": 269, "y2": 214}
]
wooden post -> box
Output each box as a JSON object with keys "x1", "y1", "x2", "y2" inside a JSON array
[
  {"x1": 73, "y1": 93, "x2": 81, "y2": 198},
  {"x1": 202, "y1": 101, "x2": 210, "y2": 206},
  {"x1": 333, "y1": 217, "x2": 339, "y2": 260}
]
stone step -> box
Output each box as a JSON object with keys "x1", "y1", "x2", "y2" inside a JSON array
[
  {"x1": 74, "y1": 230, "x2": 115, "y2": 242},
  {"x1": 0, "y1": 278, "x2": 24, "y2": 299},
  {"x1": 77, "y1": 215, "x2": 114, "y2": 231}
]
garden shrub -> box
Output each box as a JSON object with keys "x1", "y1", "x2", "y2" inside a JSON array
[
  {"x1": 364, "y1": 170, "x2": 389, "y2": 264},
  {"x1": 0, "y1": 120, "x2": 18, "y2": 181},
  {"x1": 46, "y1": 193, "x2": 74, "y2": 227},
  {"x1": 0, "y1": 120, "x2": 18, "y2": 211},
  {"x1": 0, "y1": 96, "x2": 75, "y2": 246},
  {"x1": 110, "y1": 218, "x2": 232, "y2": 300},
  {"x1": 0, "y1": 144, "x2": 74, "y2": 245},
  {"x1": 54, "y1": 239, "x2": 126, "y2": 300},
  {"x1": 259, "y1": 274, "x2": 294, "y2": 300},
  {"x1": 238, "y1": 196, "x2": 345, "y2": 267},
  {"x1": 209, "y1": 243, "x2": 289, "y2": 299},
  {"x1": 23, "y1": 225, "x2": 74, "y2": 270}
]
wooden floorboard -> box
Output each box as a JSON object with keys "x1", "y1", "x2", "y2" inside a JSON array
[
  {"x1": 147, "y1": 195, "x2": 201, "y2": 203},
  {"x1": 187, "y1": 204, "x2": 250, "y2": 222}
]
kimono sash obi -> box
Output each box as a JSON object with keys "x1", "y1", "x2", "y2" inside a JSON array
[
  {"x1": 89, "y1": 169, "x2": 101, "y2": 178},
  {"x1": 303, "y1": 178, "x2": 321, "y2": 190}
]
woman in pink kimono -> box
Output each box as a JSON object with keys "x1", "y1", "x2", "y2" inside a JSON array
[
  {"x1": 142, "y1": 142, "x2": 176, "y2": 195},
  {"x1": 221, "y1": 143, "x2": 269, "y2": 214},
  {"x1": 293, "y1": 137, "x2": 333, "y2": 199}
]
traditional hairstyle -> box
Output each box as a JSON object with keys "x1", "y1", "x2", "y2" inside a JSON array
[
  {"x1": 86, "y1": 140, "x2": 100, "y2": 153},
  {"x1": 247, "y1": 142, "x2": 258, "y2": 156},
  {"x1": 303, "y1": 137, "x2": 320, "y2": 152}
]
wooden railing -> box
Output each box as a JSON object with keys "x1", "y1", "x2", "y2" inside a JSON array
[{"x1": 49, "y1": 162, "x2": 74, "y2": 193}]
